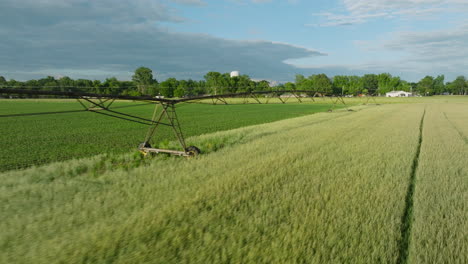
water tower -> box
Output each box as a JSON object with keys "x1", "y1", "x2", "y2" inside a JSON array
[{"x1": 230, "y1": 71, "x2": 240, "y2": 78}]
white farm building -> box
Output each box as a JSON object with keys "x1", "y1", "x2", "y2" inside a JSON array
[
  {"x1": 386, "y1": 91, "x2": 413, "y2": 97},
  {"x1": 230, "y1": 71, "x2": 240, "y2": 78}
]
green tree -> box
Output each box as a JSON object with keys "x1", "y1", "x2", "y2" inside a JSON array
[
  {"x1": 333, "y1": 75, "x2": 349, "y2": 95},
  {"x1": 174, "y1": 86, "x2": 185, "y2": 98},
  {"x1": 417, "y1": 76, "x2": 435, "y2": 95},
  {"x1": 377, "y1": 73, "x2": 400, "y2": 94},
  {"x1": 295, "y1": 74, "x2": 305, "y2": 84},
  {"x1": 255, "y1": 80, "x2": 270, "y2": 91},
  {"x1": 58, "y1": 76, "x2": 74, "y2": 92},
  {"x1": 361, "y1": 74, "x2": 378, "y2": 94},
  {"x1": 295, "y1": 74, "x2": 311, "y2": 90},
  {"x1": 284, "y1": 82, "x2": 296, "y2": 91},
  {"x1": 272, "y1": 83, "x2": 285, "y2": 93},
  {"x1": 204, "y1": 71, "x2": 223, "y2": 95},
  {"x1": 377, "y1": 73, "x2": 391, "y2": 94},
  {"x1": 159, "y1": 78, "x2": 178, "y2": 98},
  {"x1": 75, "y1": 79, "x2": 93, "y2": 88},
  {"x1": 448, "y1": 76, "x2": 467, "y2": 95},
  {"x1": 228, "y1": 76, "x2": 239, "y2": 93},
  {"x1": 236, "y1": 75, "x2": 252, "y2": 92},
  {"x1": 348, "y1": 76, "x2": 362, "y2": 95},
  {"x1": 132, "y1": 67, "x2": 156, "y2": 95},
  {"x1": 38, "y1": 76, "x2": 57, "y2": 90},
  {"x1": 40, "y1": 77, "x2": 59, "y2": 91},
  {"x1": 0, "y1": 76, "x2": 6, "y2": 86},
  {"x1": 25, "y1": 80, "x2": 40, "y2": 87},
  {"x1": 219, "y1": 73, "x2": 232, "y2": 94},
  {"x1": 102, "y1": 77, "x2": 121, "y2": 94},
  {"x1": 433, "y1": 75, "x2": 445, "y2": 94},
  {"x1": 193, "y1": 80, "x2": 207, "y2": 95},
  {"x1": 389, "y1": 76, "x2": 401, "y2": 92},
  {"x1": 396, "y1": 80, "x2": 412, "y2": 92},
  {"x1": 310, "y1": 74, "x2": 332, "y2": 93},
  {"x1": 184, "y1": 79, "x2": 197, "y2": 96},
  {"x1": 173, "y1": 80, "x2": 191, "y2": 97}
]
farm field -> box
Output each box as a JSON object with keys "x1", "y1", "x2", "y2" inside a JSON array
[
  {"x1": 409, "y1": 103, "x2": 468, "y2": 263},
  {"x1": 1, "y1": 98, "x2": 466, "y2": 263},
  {"x1": 0, "y1": 99, "x2": 338, "y2": 171}
]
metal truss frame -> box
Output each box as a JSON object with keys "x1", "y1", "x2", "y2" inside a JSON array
[{"x1": 1, "y1": 88, "x2": 380, "y2": 157}]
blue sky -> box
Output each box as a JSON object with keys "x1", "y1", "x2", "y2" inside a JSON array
[{"x1": 1, "y1": 0, "x2": 468, "y2": 82}]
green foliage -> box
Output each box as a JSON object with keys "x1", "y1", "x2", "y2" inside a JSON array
[
  {"x1": 294, "y1": 73, "x2": 390, "y2": 95},
  {"x1": 284, "y1": 82, "x2": 295, "y2": 91},
  {"x1": 159, "y1": 77, "x2": 178, "y2": 97},
  {"x1": 433, "y1": 75, "x2": 445, "y2": 94},
  {"x1": 173, "y1": 86, "x2": 186, "y2": 98},
  {"x1": 397, "y1": 80, "x2": 412, "y2": 92},
  {"x1": 447, "y1": 76, "x2": 467, "y2": 95},
  {"x1": 333, "y1": 75, "x2": 349, "y2": 94},
  {"x1": 310, "y1": 73, "x2": 332, "y2": 92},
  {"x1": 348, "y1": 75, "x2": 363, "y2": 95},
  {"x1": 295, "y1": 74, "x2": 311, "y2": 90},
  {"x1": 204, "y1": 71, "x2": 223, "y2": 94},
  {"x1": 417, "y1": 75, "x2": 435, "y2": 95},
  {"x1": 362, "y1": 74, "x2": 379, "y2": 92},
  {"x1": 2, "y1": 70, "x2": 467, "y2": 100},
  {"x1": 255, "y1": 80, "x2": 270, "y2": 91},
  {"x1": 294, "y1": 74, "x2": 333, "y2": 93},
  {"x1": 132, "y1": 66, "x2": 156, "y2": 95},
  {"x1": 377, "y1": 73, "x2": 401, "y2": 94}
]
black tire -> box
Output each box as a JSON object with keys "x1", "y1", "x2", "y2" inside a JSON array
[
  {"x1": 185, "y1": 146, "x2": 201, "y2": 156},
  {"x1": 138, "y1": 142, "x2": 152, "y2": 149}
]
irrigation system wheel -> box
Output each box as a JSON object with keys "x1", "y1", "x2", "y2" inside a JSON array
[
  {"x1": 138, "y1": 142, "x2": 152, "y2": 156},
  {"x1": 185, "y1": 146, "x2": 201, "y2": 156}
]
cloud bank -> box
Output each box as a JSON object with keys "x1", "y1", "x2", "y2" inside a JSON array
[{"x1": 0, "y1": 0, "x2": 324, "y2": 81}]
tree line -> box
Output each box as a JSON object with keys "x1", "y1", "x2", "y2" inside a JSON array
[{"x1": 1, "y1": 67, "x2": 467, "y2": 97}]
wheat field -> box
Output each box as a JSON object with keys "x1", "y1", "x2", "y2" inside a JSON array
[{"x1": 1, "y1": 99, "x2": 467, "y2": 263}]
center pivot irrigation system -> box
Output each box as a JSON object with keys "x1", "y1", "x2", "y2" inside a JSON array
[{"x1": 0, "y1": 88, "x2": 379, "y2": 157}]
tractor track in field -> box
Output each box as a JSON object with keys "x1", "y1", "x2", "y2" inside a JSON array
[
  {"x1": 396, "y1": 108, "x2": 426, "y2": 264},
  {"x1": 443, "y1": 112, "x2": 468, "y2": 144}
]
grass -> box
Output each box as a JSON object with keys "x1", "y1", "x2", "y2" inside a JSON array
[
  {"x1": 0, "y1": 99, "x2": 337, "y2": 171},
  {"x1": 0, "y1": 97, "x2": 467, "y2": 263},
  {"x1": 408, "y1": 103, "x2": 468, "y2": 263}
]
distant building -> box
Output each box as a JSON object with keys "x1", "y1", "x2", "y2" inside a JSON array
[
  {"x1": 230, "y1": 71, "x2": 240, "y2": 78},
  {"x1": 386, "y1": 91, "x2": 412, "y2": 97}
]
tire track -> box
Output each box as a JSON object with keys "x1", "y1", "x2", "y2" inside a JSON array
[
  {"x1": 443, "y1": 112, "x2": 468, "y2": 144},
  {"x1": 397, "y1": 108, "x2": 426, "y2": 264}
]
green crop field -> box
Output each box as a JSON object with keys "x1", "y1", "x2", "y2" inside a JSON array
[
  {"x1": 0, "y1": 99, "x2": 337, "y2": 171},
  {"x1": 0, "y1": 97, "x2": 467, "y2": 263}
]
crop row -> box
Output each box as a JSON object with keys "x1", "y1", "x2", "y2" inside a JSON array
[{"x1": 0, "y1": 100, "x2": 334, "y2": 171}]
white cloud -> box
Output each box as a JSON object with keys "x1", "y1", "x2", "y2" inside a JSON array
[
  {"x1": 314, "y1": 0, "x2": 468, "y2": 26},
  {"x1": 0, "y1": 0, "x2": 186, "y2": 25},
  {"x1": 308, "y1": 11, "x2": 389, "y2": 27},
  {"x1": 171, "y1": 0, "x2": 207, "y2": 5},
  {"x1": 342, "y1": 0, "x2": 460, "y2": 14},
  {"x1": 0, "y1": 0, "x2": 325, "y2": 81},
  {"x1": 303, "y1": 0, "x2": 468, "y2": 81},
  {"x1": 383, "y1": 23, "x2": 468, "y2": 64},
  {"x1": 332, "y1": 22, "x2": 468, "y2": 80}
]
